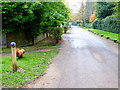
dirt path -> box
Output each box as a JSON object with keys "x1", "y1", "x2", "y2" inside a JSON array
[{"x1": 22, "y1": 26, "x2": 118, "y2": 88}]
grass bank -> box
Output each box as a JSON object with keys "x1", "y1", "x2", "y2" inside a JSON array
[
  {"x1": 89, "y1": 30, "x2": 120, "y2": 43},
  {"x1": 2, "y1": 47, "x2": 59, "y2": 88},
  {"x1": 1, "y1": 38, "x2": 57, "y2": 53},
  {"x1": 1, "y1": 37, "x2": 60, "y2": 88}
]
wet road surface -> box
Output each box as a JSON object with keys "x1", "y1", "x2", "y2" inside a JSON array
[{"x1": 22, "y1": 26, "x2": 118, "y2": 88}]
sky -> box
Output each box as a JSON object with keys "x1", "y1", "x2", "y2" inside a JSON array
[{"x1": 65, "y1": 0, "x2": 87, "y2": 13}]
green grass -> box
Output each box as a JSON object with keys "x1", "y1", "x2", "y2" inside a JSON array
[
  {"x1": 1, "y1": 38, "x2": 57, "y2": 53},
  {"x1": 83, "y1": 27, "x2": 91, "y2": 29},
  {"x1": 89, "y1": 30, "x2": 120, "y2": 43},
  {"x1": 2, "y1": 49, "x2": 59, "y2": 88}
]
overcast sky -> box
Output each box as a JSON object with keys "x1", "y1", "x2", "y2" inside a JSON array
[{"x1": 65, "y1": 0, "x2": 87, "y2": 13}]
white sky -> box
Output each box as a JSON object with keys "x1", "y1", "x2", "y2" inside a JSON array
[{"x1": 65, "y1": 0, "x2": 87, "y2": 13}]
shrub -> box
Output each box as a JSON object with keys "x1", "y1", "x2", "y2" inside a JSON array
[
  {"x1": 47, "y1": 27, "x2": 64, "y2": 43},
  {"x1": 92, "y1": 19, "x2": 103, "y2": 30},
  {"x1": 103, "y1": 16, "x2": 119, "y2": 33},
  {"x1": 63, "y1": 26, "x2": 69, "y2": 33},
  {"x1": 95, "y1": 2, "x2": 115, "y2": 19},
  {"x1": 92, "y1": 19, "x2": 99, "y2": 29},
  {"x1": 84, "y1": 23, "x2": 93, "y2": 28},
  {"x1": 91, "y1": 16, "x2": 120, "y2": 34}
]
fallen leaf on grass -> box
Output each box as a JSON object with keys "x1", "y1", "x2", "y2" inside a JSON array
[
  {"x1": 17, "y1": 67, "x2": 25, "y2": 73},
  {"x1": 35, "y1": 76, "x2": 39, "y2": 78},
  {"x1": 41, "y1": 73, "x2": 47, "y2": 76}
]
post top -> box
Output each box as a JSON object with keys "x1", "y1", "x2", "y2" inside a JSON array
[{"x1": 10, "y1": 42, "x2": 16, "y2": 46}]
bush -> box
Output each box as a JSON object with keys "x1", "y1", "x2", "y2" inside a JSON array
[
  {"x1": 47, "y1": 27, "x2": 64, "y2": 43},
  {"x1": 92, "y1": 19, "x2": 99, "y2": 29},
  {"x1": 84, "y1": 23, "x2": 93, "y2": 28},
  {"x1": 103, "y1": 16, "x2": 119, "y2": 33},
  {"x1": 91, "y1": 16, "x2": 120, "y2": 34},
  {"x1": 63, "y1": 26, "x2": 69, "y2": 33},
  {"x1": 95, "y1": 2, "x2": 115, "y2": 19},
  {"x1": 92, "y1": 19, "x2": 102, "y2": 29}
]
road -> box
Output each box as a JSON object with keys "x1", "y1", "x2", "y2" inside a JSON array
[{"x1": 22, "y1": 26, "x2": 118, "y2": 88}]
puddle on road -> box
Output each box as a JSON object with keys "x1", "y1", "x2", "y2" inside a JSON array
[
  {"x1": 62, "y1": 35, "x2": 86, "y2": 48},
  {"x1": 70, "y1": 39, "x2": 86, "y2": 48}
]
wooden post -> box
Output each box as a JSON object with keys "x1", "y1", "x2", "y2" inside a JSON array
[{"x1": 10, "y1": 42, "x2": 17, "y2": 72}]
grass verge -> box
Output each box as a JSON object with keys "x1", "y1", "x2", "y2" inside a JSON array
[
  {"x1": 2, "y1": 48, "x2": 59, "y2": 88},
  {"x1": 83, "y1": 27, "x2": 91, "y2": 29},
  {"x1": 89, "y1": 30, "x2": 120, "y2": 43},
  {"x1": 1, "y1": 38, "x2": 57, "y2": 53}
]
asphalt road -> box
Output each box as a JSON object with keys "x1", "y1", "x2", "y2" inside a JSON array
[{"x1": 22, "y1": 26, "x2": 118, "y2": 88}]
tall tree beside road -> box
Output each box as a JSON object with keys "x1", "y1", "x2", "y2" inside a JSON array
[
  {"x1": 95, "y1": 2, "x2": 115, "y2": 19},
  {"x1": 85, "y1": 1, "x2": 95, "y2": 22},
  {"x1": 78, "y1": 2, "x2": 86, "y2": 26},
  {"x1": 83, "y1": 2, "x2": 119, "y2": 34},
  {"x1": 113, "y1": 1, "x2": 120, "y2": 23},
  {"x1": 2, "y1": 2, "x2": 70, "y2": 37}
]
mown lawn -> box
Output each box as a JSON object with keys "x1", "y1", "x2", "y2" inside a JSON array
[
  {"x1": 89, "y1": 30, "x2": 120, "y2": 43},
  {"x1": 1, "y1": 48, "x2": 59, "y2": 88}
]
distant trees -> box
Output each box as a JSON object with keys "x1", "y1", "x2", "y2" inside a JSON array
[
  {"x1": 79, "y1": 2, "x2": 86, "y2": 26},
  {"x1": 85, "y1": 1, "x2": 95, "y2": 22},
  {"x1": 113, "y1": 1, "x2": 120, "y2": 23},
  {"x1": 2, "y1": 2, "x2": 70, "y2": 37},
  {"x1": 83, "y1": 1, "x2": 120, "y2": 34},
  {"x1": 95, "y1": 2, "x2": 115, "y2": 19},
  {"x1": 76, "y1": 1, "x2": 95, "y2": 26},
  {"x1": 89, "y1": 10, "x2": 96, "y2": 22}
]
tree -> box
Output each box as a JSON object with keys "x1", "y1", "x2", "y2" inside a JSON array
[
  {"x1": 2, "y1": 2, "x2": 70, "y2": 37},
  {"x1": 2, "y1": 2, "x2": 43, "y2": 37},
  {"x1": 89, "y1": 10, "x2": 96, "y2": 22},
  {"x1": 113, "y1": 1, "x2": 120, "y2": 23},
  {"x1": 85, "y1": 1, "x2": 95, "y2": 21},
  {"x1": 95, "y1": 2, "x2": 115, "y2": 19},
  {"x1": 77, "y1": 2, "x2": 86, "y2": 26},
  {"x1": 40, "y1": 2, "x2": 70, "y2": 27}
]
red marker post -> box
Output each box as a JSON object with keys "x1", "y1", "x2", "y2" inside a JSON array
[{"x1": 10, "y1": 42, "x2": 17, "y2": 72}]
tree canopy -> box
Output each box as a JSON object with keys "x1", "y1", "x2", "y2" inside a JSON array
[
  {"x1": 2, "y1": 2, "x2": 70, "y2": 37},
  {"x1": 83, "y1": 1, "x2": 119, "y2": 34},
  {"x1": 112, "y1": 1, "x2": 120, "y2": 23},
  {"x1": 95, "y1": 2, "x2": 115, "y2": 19}
]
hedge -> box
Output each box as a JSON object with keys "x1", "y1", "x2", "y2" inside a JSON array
[
  {"x1": 63, "y1": 26, "x2": 69, "y2": 33},
  {"x1": 88, "y1": 16, "x2": 120, "y2": 34},
  {"x1": 47, "y1": 27, "x2": 64, "y2": 43},
  {"x1": 84, "y1": 23, "x2": 93, "y2": 28}
]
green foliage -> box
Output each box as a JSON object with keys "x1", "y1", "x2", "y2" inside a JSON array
[
  {"x1": 63, "y1": 26, "x2": 69, "y2": 33},
  {"x1": 112, "y1": 2, "x2": 120, "y2": 23},
  {"x1": 47, "y1": 27, "x2": 64, "y2": 43},
  {"x1": 84, "y1": 23, "x2": 93, "y2": 28},
  {"x1": 92, "y1": 16, "x2": 120, "y2": 34},
  {"x1": 92, "y1": 19, "x2": 98, "y2": 29},
  {"x1": 95, "y1": 2, "x2": 115, "y2": 19},
  {"x1": 2, "y1": 2, "x2": 70, "y2": 37},
  {"x1": 40, "y1": 2, "x2": 70, "y2": 27},
  {"x1": 84, "y1": 2, "x2": 119, "y2": 34},
  {"x1": 2, "y1": 2, "x2": 43, "y2": 37},
  {"x1": 92, "y1": 19, "x2": 102, "y2": 30},
  {"x1": 103, "y1": 16, "x2": 119, "y2": 33}
]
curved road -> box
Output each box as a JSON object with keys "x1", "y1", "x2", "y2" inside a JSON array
[{"x1": 22, "y1": 26, "x2": 118, "y2": 88}]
